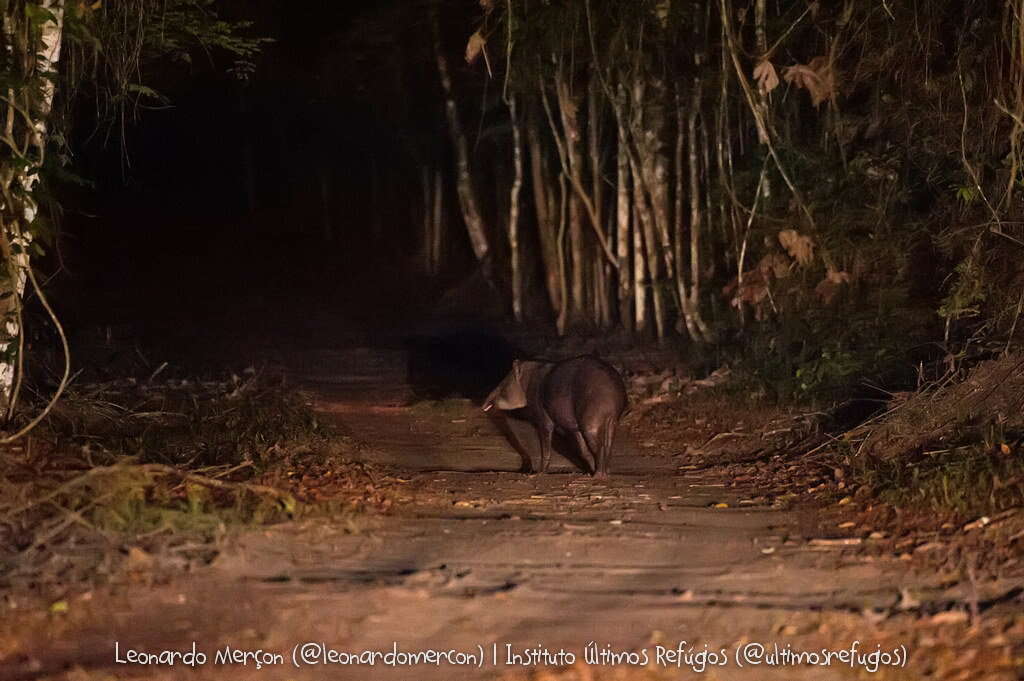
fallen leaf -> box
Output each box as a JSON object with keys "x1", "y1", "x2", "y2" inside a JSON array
[
  {"x1": 930, "y1": 610, "x2": 969, "y2": 625},
  {"x1": 127, "y1": 546, "x2": 155, "y2": 571},
  {"x1": 815, "y1": 268, "x2": 851, "y2": 304},
  {"x1": 753, "y1": 60, "x2": 780, "y2": 94},
  {"x1": 778, "y1": 229, "x2": 815, "y2": 265},
  {"x1": 783, "y1": 56, "x2": 837, "y2": 107},
  {"x1": 465, "y1": 29, "x2": 487, "y2": 65}
]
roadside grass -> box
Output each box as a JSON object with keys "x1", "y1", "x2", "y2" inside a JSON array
[
  {"x1": 851, "y1": 440, "x2": 1024, "y2": 517},
  {"x1": 0, "y1": 370, "x2": 385, "y2": 598},
  {"x1": 833, "y1": 353, "x2": 1024, "y2": 518}
]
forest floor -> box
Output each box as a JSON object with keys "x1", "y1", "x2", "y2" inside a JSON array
[{"x1": 1, "y1": 336, "x2": 1023, "y2": 681}]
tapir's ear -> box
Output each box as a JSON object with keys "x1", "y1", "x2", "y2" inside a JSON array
[{"x1": 511, "y1": 359, "x2": 522, "y2": 377}]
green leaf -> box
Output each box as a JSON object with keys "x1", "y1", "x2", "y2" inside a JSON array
[
  {"x1": 24, "y1": 4, "x2": 58, "y2": 28},
  {"x1": 127, "y1": 83, "x2": 168, "y2": 103}
]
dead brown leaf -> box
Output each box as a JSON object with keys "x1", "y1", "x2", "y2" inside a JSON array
[
  {"x1": 778, "y1": 229, "x2": 815, "y2": 266},
  {"x1": 783, "y1": 56, "x2": 837, "y2": 107},
  {"x1": 815, "y1": 268, "x2": 851, "y2": 304},
  {"x1": 127, "y1": 546, "x2": 154, "y2": 572},
  {"x1": 465, "y1": 29, "x2": 486, "y2": 65},
  {"x1": 759, "y1": 252, "x2": 792, "y2": 279},
  {"x1": 753, "y1": 60, "x2": 780, "y2": 95},
  {"x1": 723, "y1": 254, "x2": 792, "y2": 320}
]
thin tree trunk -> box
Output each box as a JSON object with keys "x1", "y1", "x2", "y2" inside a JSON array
[
  {"x1": 421, "y1": 165, "x2": 431, "y2": 273},
  {"x1": 553, "y1": 66, "x2": 586, "y2": 323},
  {"x1": 556, "y1": 171, "x2": 570, "y2": 335},
  {"x1": 632, "y1": 77, "x2": 678, "y2": 325},
  {"x1": 527, "y1": 108, "x2": 563, "y2": 318},
  {"x1": 687, "y1": 76, "x2": 714, "y2": 342},
  {"x1": 543, "y1": 67, "x2": 619, "y2": 271},
  {"x1": 588, "y1": 70, "x2": 608, "y2": 327},
  {"x1": 630, "y1": 153, "x2": 666, "y2": 340},
  {"x1": 0, "y1": 1, "x2": 65, "y2": 414},
  {"x1": 632, "y1": 191, "x2": 648, "y2": 334},
  {"x1": 754, "y1": 0, "x2": 772, "y2": 197},
  {"x1": 508, "y1": 95, "x2": 525, "y2": 322},
  {"x1": 615, "y1": 102, "x2": 633, "y2": 329},
  {"x1": 432, "y1": 9, "x2": 490, "y2": 268},
  {"x1": 674, "y1": 88, "x2": 700, "y2": 341},
  {"x1": 421, "y1": 165, "x2": 440, "y2": 275},
  {"x1": 431, "y1": 168, "x2": 444, "y2": 273}
]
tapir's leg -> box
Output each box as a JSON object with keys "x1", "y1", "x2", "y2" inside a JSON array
[
  {"x1": 537, "y1": 414, "x2": 555, "y2": 473},
  {"x1": 600, "y1": 418, "x2": 616, "y2": 475},
  {"x1": 583, "y1": 417, "x2": 615, "y2": 477},
  {"x1": 573, "y1": 431, "x2": 596, "y2": 474}
]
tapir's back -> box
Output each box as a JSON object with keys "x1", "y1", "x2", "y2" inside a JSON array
[{"x1": 544, "y1": 356, "x2": 627, "y2": 432}]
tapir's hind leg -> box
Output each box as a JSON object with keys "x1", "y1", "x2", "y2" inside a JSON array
[
  {"x1": 573, "y1": 431, "x2": 596, "y2": 474},
  {"x1": 583, "y1": 416, "x2": 616, "y2": 476},
  {"x1": 536, "y1": 413, "x2": 555, "y2": 473}
]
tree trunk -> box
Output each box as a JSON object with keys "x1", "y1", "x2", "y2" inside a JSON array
[
  {"x1": 631, "y1": 189, "x2": 649, "y2": 334},
  {"x1": 630, "y1": 152, "x2": 665, "y2": 340},
  {"x1": 628, "y1": 79, "x2": 667, "y2": 340},
  {"x1": 421, "y1": 165, "x2": 443, "y2": 275},
  {"x1": 527, "y1": 109, "x2": 563, "y2": 318},
  {"x1": 686, "y1": 76, "x2": 715, "y2": 342},
  {"x1": 508, "y1": 95, "x2": 525, "y2": 322},
  {"x1": 432, "y1": 9, "x2": 490, "y2": 269},
  {"x1": 0, "y1": 1, "x2": 65, "y2": 416},
  {"x1": 615, "y1": 108, "x2": 633, "y2": 329},
  {"x1": 552, "y1": 67, "x2": 586, "y2": 323},
  {"x1": 431, "y1": 168, "x2": 444, "y2": 273},
  {"x1": 674, "y1": 88, "x2": 700, "y2": 341},
  {"x1": 556, "y1": 171, "x2": 570, "y2": 335},
  {"x1": 754, "y1": 0, "x2": 772, "y2": 197},
  {"x1": 588, "y1": 70, "x2": 610, "y2": 327}
]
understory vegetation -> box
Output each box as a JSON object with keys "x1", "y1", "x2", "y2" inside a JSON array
[
  {"x1": 0, "y1": 371, "x2": 388, "y2": 598},
  {"x1": 344, "y1": 1, "x2": 1019, "y2": 398}
]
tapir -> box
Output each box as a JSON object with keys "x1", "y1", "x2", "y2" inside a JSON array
[{"x1": 482, "y1": 356, "x2": 627, "y2": 476}]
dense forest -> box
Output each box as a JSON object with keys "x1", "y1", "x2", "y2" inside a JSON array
[
  {"x1": 0, "y1": 1, "x2": 1020, "y2": 407},
  {"x1": 348, "y1": 0, "x2": 1024, "y2": 399}
]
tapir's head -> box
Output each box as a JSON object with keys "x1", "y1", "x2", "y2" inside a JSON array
[{"x1": 482, "y1": 360, "x2": 536, "y2": 412}]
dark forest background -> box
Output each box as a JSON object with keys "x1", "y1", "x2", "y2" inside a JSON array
[{"x1": 40, "y1": 0, "x2": 1024, "y2": 405}]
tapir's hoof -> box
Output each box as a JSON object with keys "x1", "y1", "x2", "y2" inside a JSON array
[{"x1": 592, "y1": 471, "x2": 609, "y2": 480}]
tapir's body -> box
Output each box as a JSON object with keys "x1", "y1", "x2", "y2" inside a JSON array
[{"x1": 483, "y1": 356, "x2": 627, "y2": 476}]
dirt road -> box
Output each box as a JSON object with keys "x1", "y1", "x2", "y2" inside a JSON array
[{"x1": 4, "y1": 346, "x2": 1021, "y2": 680}]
